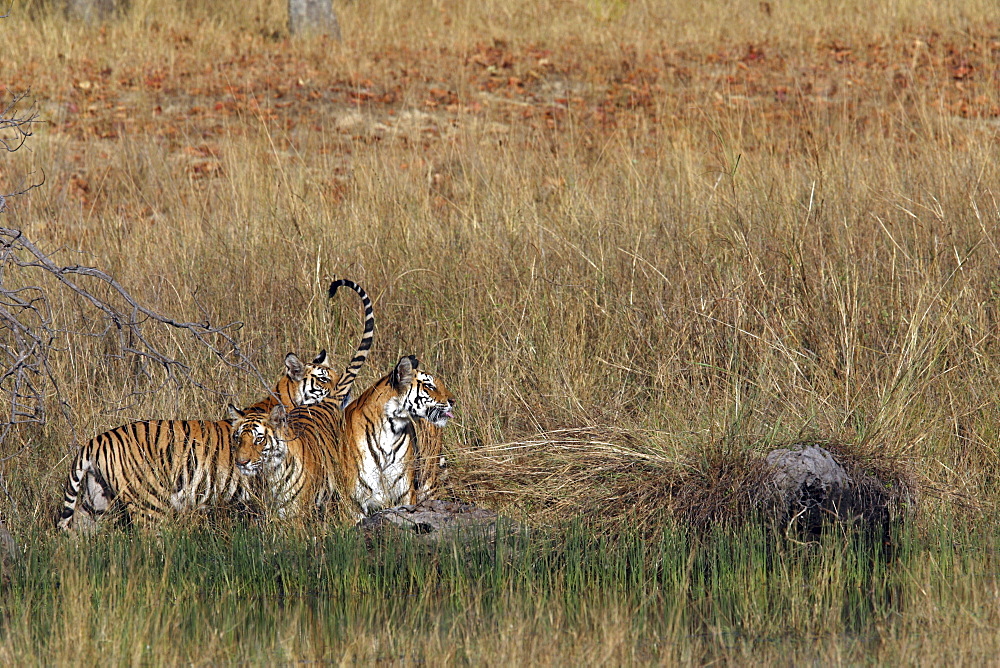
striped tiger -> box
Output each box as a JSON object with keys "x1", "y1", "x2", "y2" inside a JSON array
[
  {"x1": 232, "y1": 354, "x2": 455, "y2": 521},
  {"x1": 261, "y1": 349, "x2": 339, "y2": 414},
  {"x1": 54, "y1": 279, "x2": 375, "y2": 531}
]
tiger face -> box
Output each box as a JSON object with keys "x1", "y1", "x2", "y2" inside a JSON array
[
  {"x1": 386, "y1": 355, "x2": 456, "y2": 428},
  {"x1": 281, "y1": 350, "x2": 340, "y2": 407},
  {"x1": 229, "y1": 404, "x2": 288, "y2": 476}
]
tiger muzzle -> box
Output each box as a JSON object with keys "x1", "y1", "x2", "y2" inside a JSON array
[
  {"x1": 429, "y1": 399, "x2": 456, "y2": 426},
  {"x1": 235, "y1": 455, "x2": 258, "y2": 476}
]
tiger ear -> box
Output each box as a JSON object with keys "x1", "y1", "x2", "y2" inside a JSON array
[
  {"x1": 285, "y1": 353, "x2": 306, "y2": 382},
  {"x1": 391, "y1": 355, "x2": 415, "y2": 391},
  {"x1": 227, "y1": 404, "x2": 245, "y2": 423},
  {"x1": 269, "y1": 403, "x2": 288, "y2": 428},
  {"x1": 312, "y1": 349, "x2": 328, "y2": 366}
]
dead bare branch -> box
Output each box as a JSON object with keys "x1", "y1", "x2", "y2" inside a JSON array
[{"x1": 0, "y1": 89, "x2": 44, "y2": 212}]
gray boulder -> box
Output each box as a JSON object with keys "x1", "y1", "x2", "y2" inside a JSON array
[{"x1": 764, "y1": 444, "x2": 857, "y2": 536}]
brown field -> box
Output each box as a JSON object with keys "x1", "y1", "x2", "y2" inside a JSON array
[{"x1": 1, "y1": 0, "x2": 1000, "y2": 663}]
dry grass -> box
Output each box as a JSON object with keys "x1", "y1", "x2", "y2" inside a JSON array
[
  {"x1": 0, "y1": 0, "x2": 996, "y2": 517},
  {"x1": 0, "y1": 0, "x2": 999, "y2": 660},
  {"x1": 0, "y1": 0, "x2": 997, "y2": 525}
]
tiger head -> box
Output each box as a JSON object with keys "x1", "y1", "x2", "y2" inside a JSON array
[
  {"x1": 229, "y1": 403, "x2": 289, "y2": 476},
  {"x1": 383, "y1": 355, "x2": 456, "y2": 428},
  {"x1": 277, "y1": 350, "x2": 340, "y2": 407}
]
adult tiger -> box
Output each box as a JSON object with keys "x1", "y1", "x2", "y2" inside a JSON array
[
  {"x1": 231, "y1": 354, "x2": 455, "y2": 521},
  {"x1": 54, "y1": 279, "x2": 375, "y2": 531}
]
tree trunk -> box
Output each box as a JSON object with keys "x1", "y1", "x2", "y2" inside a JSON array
[
  {"x1": 66, "y1": 0, "x2": 124, "y2": 23},
  {"x1": 288, "y1": 0, "x2": 341, "y2": 40}
]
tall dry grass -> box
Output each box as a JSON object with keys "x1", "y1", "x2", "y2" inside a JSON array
[
  {"x1": 1, "y1": 0, "x2": 998, "y2": 523},
  {"x1": 0, "y1": 0, "x2": 999, "y2": 659}
]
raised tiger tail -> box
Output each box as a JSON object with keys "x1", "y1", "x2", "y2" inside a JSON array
[{"x1": 328, "y1": 278, "x2": 375, "y2": 406}]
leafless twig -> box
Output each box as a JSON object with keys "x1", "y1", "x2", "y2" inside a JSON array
[{"x1": 0, "y1": 89, "x2": 44, "y2": 212}]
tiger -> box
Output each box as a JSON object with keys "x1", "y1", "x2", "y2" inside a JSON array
[
  {"x1": 54, "y1": 278, "x2": 375, "y2": 531},
  {"x1": 260, "y1": 349, "x2": 339, "y2": 414},
  {"x1": 53, "y1": 352, "x2": 334, "y2": 531},
  {"x1": 231, "y1": 354, "x2": 455, "y2": 521}
]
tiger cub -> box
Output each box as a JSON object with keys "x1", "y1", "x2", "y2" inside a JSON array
[
  {"x1": 54, "y1": 352, "x2": 337, "y2": 531},
  {"x1": 265, "y1": 350, "x2": 340, "y2": 412},
  {"x1": 54, "y1": 278, "x2": 376, "y2": 531},
  {"x1": 231, "y1": 355, "x2": 455, "y2": 521}
]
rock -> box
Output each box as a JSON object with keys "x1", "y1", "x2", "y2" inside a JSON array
[
  {"x1": 287, "y1": 0, "x2": 341, "y2": 40},
  {"x1": 764, "y1": 444, "x2": 856, "y2": 536},
  {"x1": 359, "y1": 499, "x2": 503, "y2": 544},
  {"x1": 66, "y1": 0, "x2": 125, "y2": 23}
]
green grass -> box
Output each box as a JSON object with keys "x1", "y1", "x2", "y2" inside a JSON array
[{"x1": 1, "y1": 516, "x2": 996, "y2": 664}]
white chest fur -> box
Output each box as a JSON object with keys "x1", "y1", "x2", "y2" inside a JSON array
[{"x1": 352, "y1": 410, "x2": 415, "y2": 516}]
